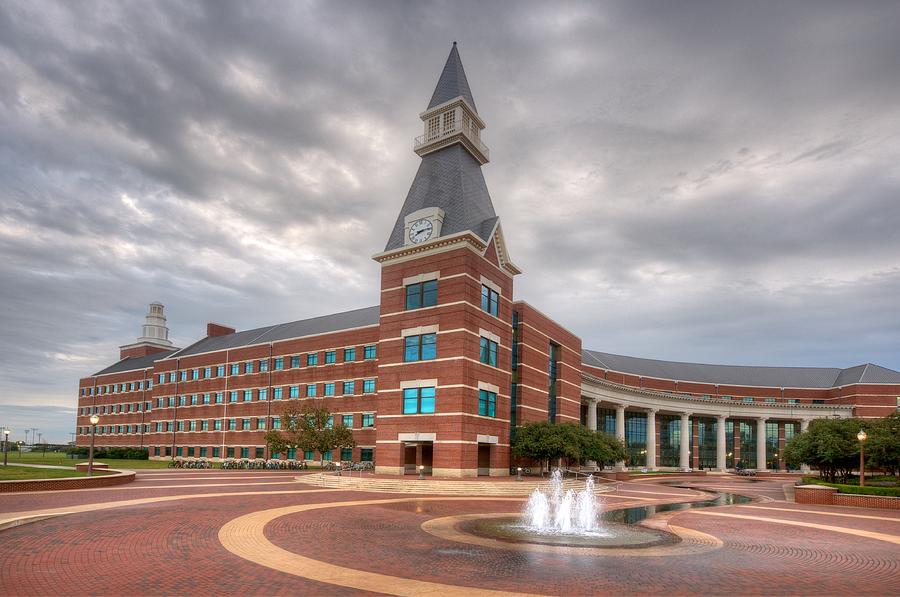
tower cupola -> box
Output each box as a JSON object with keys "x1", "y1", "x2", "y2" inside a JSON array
[
  {"x1": 118, "y1": 302, "x2": 176, "y2": 359},
  {"x1": 413, "y1": 42, "x2": 489, "y2": 165}
]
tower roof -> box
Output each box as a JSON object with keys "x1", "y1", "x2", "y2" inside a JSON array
[
  {"x1": 384, "y1": 144, "x2": 497, "y2": 251},
  {"x1": 427, "y1": 42, "x2": 477, "y2": 112}
]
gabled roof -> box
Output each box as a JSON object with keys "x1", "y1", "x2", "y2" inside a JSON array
[
  {"x1": 384, "y1": 144, "x2": 497, "y2": 251},
  {"x1": 168, "y1": 306, "x2": 380, "y2": 358},
  {"x1": 582, "y1": 349, "x2": 900, "y2": 389},
  {"x1": 93, "y1": 349, "x2": 176, "y2": 376},
  {"x1": 427, "y1": 42, "x2": 477, "y2": 112}
]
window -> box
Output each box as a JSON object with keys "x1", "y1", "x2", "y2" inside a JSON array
[
  {"x1": 765, "y1": 397, "x2": 776, "y2": 403},
  {"x1": 307, "y1": 384, "x2": 317, "y2": 397},
  {"x1": 190, "y1": 395, "x2": 198, "y2": 405},
  {"x1": 363, "y1": 379, "x2": 375, "y2": 393},
  {"x1": 229, "y1": 391, "x2": 238, "y2": 403},
  {"x1": 324, "y1": 383, "x2": 335, "y2": 396},
  {"x1": 244, "y1": 362, "x2": 254, "y2": 374},
  {"x1": 273, "y1": 418, "x2": 282, "y2": 430},
  {"x1": 227, "y1": 447, "x2": 235, "y2": 458},
  {"x1": 201, "y1": 420, "x2": 209, "y2": 431},
  {"x1": 156, "y1": 422, "x2": 163, "y2": 432},
  {"x1": 200, "y1": 447, "x2": 207, "y2": 457},
  {"x1": 402, "y1": 387, "x2": 436, "y2": 414},
  {"x1": 214, "y1": 419, "x2": 223, "y2": 430},
  {"x1": 322, "y1": 450, "x2": 332, "y2": 461},
  {"x1": 479, "y1": 337, "x2": 498, "y2": 366},
  {"x1": 189, "y1": 420, "x2": 197, "y2": 431},
  {"x1": 343, "y1": 381, "x2": 355, "y2": 395},
  {"x1": 325, "y1": 351, "x2": 336, "y2": 364},
  {"x1": 177, "y1": 421, "x2": 185, "y2": 431},
  {"x1": 478, "y1": 390, "x2": 497, "y2": 417},
  {"x1": 291, "y1": 356, "x2": 301, "y2": 368},
  {"x1": 307, "y1": 353, "x2": 318, "y2": 366},
  {"x1": 273, "y1": 387, "x2": 283, "y2": 400},
  {"x1": 228, "y1": 419, "x2": 237, "y2": 430},
  {"x1": 326, "y1": 416, "x2": 333, "y2": 429},
  {"x1": 154, "y1": 447, "x2": 160, "y2": 456},
  {"x1": 241, "y1": 447, "x2": 249, "y2": 459},
  {"x1": 481, "y1": 284, "x2": 499, "y2": 316},
  {"x1": 259, "y1": 359, "x2": 268, "y2": 372},
  {"x1": 169, "y1": 372, "x2": 176, "y2": 383},
  {"x1": 257, "y1": 417, "x2": 266, "y2": 430},
  {"x1": 213, "y1": 447, "x2": 220, "y2": 458},
  {"x1": 202, "y1": 393, "x2": 210, "y2": 405},
  {"x1": 215, "y1": 392, "x2": 223, "y2": 404},
  {"x1": 362, "y1": 413, "x2": 375, "y2": 427},
  {"x1": 342, "y1": 414, "x2": 353, "y2": 428},
  {"x1": 364, "y1": 345, "x2": 376, "y2": 360},
  {"x1": 157, "y1": 398, "x2": 165, "y2": 408},
  {"x1": 360, "y1": 448, "x2": 374, "y2": 462},
  {"x1": 344, "y1": 347, "x2": 356, "y2": 362},
  {"x1": 216, "y1": 365, "x2": 225, "y2": 377},
  {"x1": 176, "y1": 447, "x2": 183, "y2": 456},
  {"x1": 230, "y1": 364, "x2": 239, "y2": 376},
  {"x1": 244, "y1": 390, "x2": 252, "y2": 402},
  {"x1": 242, "y1": 418, "x2": 251, "y2": 430},
  {"x1": 405, "y1": 280, "x2": 438, "y2": 310},
  {"x1": 256, "y1": 447, "x2": 264, "y2": 459},
  {"x1": 204, "y1": 367, "x2": 211, "y2": 378},
  {"x1": 274, "y1": 357, "x2": 284, "y2": 370},
  {"x1": 788, "y1": 399, "x2": 799, "y2": 404},
  {"x1": 289, "y1": 386, "x2": 300, "y2": 399},
  {"x1": 168, "y1": 397, "x2": 176, "y2": 407},
  {"x1": 258, "y1": 388, "x2": 267, "y2": 401},
  {"x1": 303, "y1": 449, "x2": 313, "y2": 460},
  {"x1": 813, "y1": 400, "x2": 825, "y2": 404},
  {"x1": 158, "y1": 374, "x2": 165, "y2": 384},
  {"x1": 180, "y1": 370, "x2": 187, "y2": 381},
  {"x1": 187, "y1": 446, "x2": 194, "y2": 457},
  {"x1": 192, "y1": 369, "x2": 199, "y2": 380},
  {"x1": 404, "y1": 334, "x2": 437, "y2": 362},
  {"x1": 341, "y1": 448, "x2": 353, "y2": 461}
]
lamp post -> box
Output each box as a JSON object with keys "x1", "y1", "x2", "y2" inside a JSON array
[
  {"x1": 516, "y1": 467, "x2": 523, "y2": 482},
  {"x1": 2, "y1": 428, "x2": 9, "y2": 467},
  {"x1": 418, "y1": 464, "x2": 425, "y2": 480},
  {"x1": 857, "y1": 429, "x2": 867, "y2": 488},
  {"x1": 88, "y1": 415, "x2": 100, "y2": 477}
]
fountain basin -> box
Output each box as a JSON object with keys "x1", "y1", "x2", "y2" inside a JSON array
[{"x1": 460, "y1": 516, "x2": 678, "y2": 549}]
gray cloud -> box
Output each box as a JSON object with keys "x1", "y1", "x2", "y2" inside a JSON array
[{"x1": 1, "y1": 0, "x2": 899, "y2": 442}]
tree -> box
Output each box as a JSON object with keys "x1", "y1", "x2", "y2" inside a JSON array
[
  {"x1": 867, "y1": 412, "x2": 900, "y2": 476},
  {"x1": 264, "y1": 403, "x2": 356, "y2": 466},
  {"x1": 511, "y1": 421, "x2": 625, "y2": 472},
  {"x1": 783, "y1": 417, "x2": 866, "y2": 482}
]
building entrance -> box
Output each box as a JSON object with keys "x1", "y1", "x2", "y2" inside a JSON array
[
  {"x1": 477, "y1": 443, "x2": 491, "y2": 476},
  {"x1": 403, "y1": 442, "x2": 433, "y2": 475}
]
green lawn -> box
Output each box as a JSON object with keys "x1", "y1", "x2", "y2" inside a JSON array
[
  {"x1": 0, "y1": 466, "x2": 111, "y2": 481},
  {"x1": 3, "y1": 451, "x2": 170, "y2": 470}
]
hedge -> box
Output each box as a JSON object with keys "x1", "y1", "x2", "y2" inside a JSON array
[{"x1": 801, "y1": 477, "x2": 900, "y2": 497}]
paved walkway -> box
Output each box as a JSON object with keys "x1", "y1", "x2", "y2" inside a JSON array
[{"x1": 0, "y1": 471, "x2": 896, "y2": 595}]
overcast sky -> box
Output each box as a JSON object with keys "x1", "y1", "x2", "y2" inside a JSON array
[{"x1": 1, "y1": 0, "x2": 898, "y2": 443}]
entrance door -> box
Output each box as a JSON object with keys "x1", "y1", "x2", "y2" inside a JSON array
[
  {"x1": 403, "y1": 442, "x2": 434, "y2": 475},
  {"x1": 477, "y1": 444, "x2": 491, "y2": 476}
]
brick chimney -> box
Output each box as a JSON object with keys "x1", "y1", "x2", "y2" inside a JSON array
[{"x1": 207, "y1": 322, "x2": 236, "y2": 337}]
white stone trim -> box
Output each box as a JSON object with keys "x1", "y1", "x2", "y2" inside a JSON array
[
  {"x1": 400, "y1": 324, "x2": 439, "y2": 337},
  {"x1": 402, "y1": 271, "x2": 440, "y2": 286},
  {"x1": 477, "y1": 434, "x2": 499, "y2": 444},
  {"x1": 397, "y1": 432, "x2": 436, "y2": 442},
  {"x1": 480, "y1": 275, "x2": 501, "y2": 294},
  {"x1": 478, "y1": 381, "x2": 500, "y2": 393},
  {"x1": 399, "y1": 379, "x2": 439, "y2": 390},
  {"x1": 478, "y1": 328, "x2": 501, "y2": 344}
]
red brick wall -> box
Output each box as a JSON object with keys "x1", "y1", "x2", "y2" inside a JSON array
[{"x1": 0, "y1": 470, "x2": 136, "y2": 493}]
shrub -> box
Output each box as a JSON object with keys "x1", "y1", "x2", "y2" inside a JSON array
[{"x1": 801, "y1": 477, "x2": 900, "y2": 497}]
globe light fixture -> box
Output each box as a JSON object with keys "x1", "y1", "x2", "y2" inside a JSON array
[
  {"x1": 88, "y1": 414, "x2": 100, "y2": 477},
  {"x1": 2, "y1": 428, "x2": 10, "y2": 467}
]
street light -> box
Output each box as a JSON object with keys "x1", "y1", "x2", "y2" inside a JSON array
[
  {"x1": 88, "y1": 414, "x2": 100, "y2": 477},
  {"x1": 418, "y1": 464, "x2": 425, "y2": 480},
  {"x1": 516, "y1": 466, "x2": 523, "y2": 482},
  {"x1": 2, "y1": 428, "x2": 9, "y2": 467},
  {"x1": 857, "y1": 429, "x2": 867, "y2": 487}
]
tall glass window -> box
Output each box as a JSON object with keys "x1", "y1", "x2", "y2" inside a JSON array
[
  {"x1": 547, "y1": 343, "x2": 559, "y2": 421},
  {"x1": 480, "y1": 284, "x2": 499, "y2": 316},
  {"x1": 402, "y1": 387, "x2": 435, "y2": 414},
  {"x1": 479, "y1": 337, "x2": 498, "y2": 366},
  {"x1": 625, "y1": 412, "x2": 647, "y2": 467},
  {"x1": 478, "y1": 390, "x2": 496, "y2": 417},
  {"x1": 404, "y1": 334, "x2": 437, "y2": 361}
]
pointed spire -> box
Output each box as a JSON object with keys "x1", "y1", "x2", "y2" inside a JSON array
[{"x1": 427, "y1": 42, "x2": 477, "y2": 112}]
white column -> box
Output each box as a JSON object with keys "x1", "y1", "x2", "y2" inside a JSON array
[
  {"x1": 679, "y1": 412, "x2": 691, "y2": 471},
  {"x1": 645, "y1": 409, "x2": 657, "y2": 471},
  {"x1": 585, "y1": 399, "x2": 598, "y2": 469},
  {"x1": 615, "y1": 404, "x2": 626, "y2": 471},
  {"x1": 586, "y1": 400, "x2": 597, "y2": 431},
  {"x1": 756, "y1": 417, "x2": 768, "y2": 471},
  {"x1": 800, "y1": 419, "x2": 811, "y2": 473},
  {"x1": 716, "y1": 414, "x2": 727, "y2": 471}
]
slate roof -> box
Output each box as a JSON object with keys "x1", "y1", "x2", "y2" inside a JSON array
[
  {"x1": 384, "y1": 144, "x2": 497, "y2": 251},
  {"x1": 167, "y1": 306, "x2": 380, "y2": 358},
  {"x1": 582, "y1": 349, "x2": 900, "y2": 389},
  {"x1": 93, "y1": 349, "x2": 176, "y2": 376},
  {"x1": 428, "y1": 42, "x2": 477, "y2": 112}
]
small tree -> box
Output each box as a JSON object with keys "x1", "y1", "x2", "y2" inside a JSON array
[
  {"x1": 512, "y1": 421, "x2": 625, "y2": 473},
  {"x1": 784, "y1": 417, "x2": 866, "y2": 482},
  {"x1": 867, "y1": 413, "x2": 900, "y2": 477},
  {"x1": 265, "y1": 403, "x2": 356, "y2": 467}
]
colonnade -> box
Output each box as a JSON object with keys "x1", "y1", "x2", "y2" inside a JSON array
[{"x1": 584, "y1": 398, "x2": 813, "y2": 472}]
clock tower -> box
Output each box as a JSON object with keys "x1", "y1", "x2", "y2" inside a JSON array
[{"x1": 373, "y1": 43, "x2": 520, "y2": 477}]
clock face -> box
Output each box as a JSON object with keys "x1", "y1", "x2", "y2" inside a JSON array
[{"x1": 408, "y1": 218, "x2": 434, "y2": 244}]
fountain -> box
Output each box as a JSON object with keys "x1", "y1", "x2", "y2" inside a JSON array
[{"x1": 523, "y1": 469, "x2": 602, "y2": 535}]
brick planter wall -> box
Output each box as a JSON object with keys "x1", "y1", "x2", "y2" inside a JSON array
[
  {"x1": 0, "y1": 469, "x2": 135, "y2": 493},
  {"x1": 795, "y1": 484, "x2": 900, "y2": 509}
]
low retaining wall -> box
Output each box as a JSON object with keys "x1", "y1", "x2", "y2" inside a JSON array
[
  {"x1": 0, "y1": 469, "x2": 135, "y2": 493},
  {"x1": 794, "y1": 485, "x2": 900, "y2": 510},
  {"x1": 600, "y1": 471, "x2": 709, "y2": 482}
]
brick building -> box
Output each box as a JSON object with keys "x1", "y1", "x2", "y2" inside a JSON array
[{"x1": 74, "y1": 45, "x2": 900, "y2": 476}]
